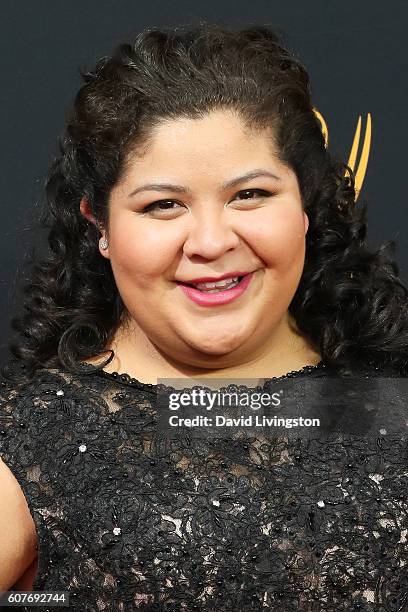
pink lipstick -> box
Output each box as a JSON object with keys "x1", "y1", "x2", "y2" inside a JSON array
[{"x1": 177, "y1": 272, "x2": 254, "y2": 306}]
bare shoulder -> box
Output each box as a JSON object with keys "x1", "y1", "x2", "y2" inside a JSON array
[{"x1": 0, "y1": 456, "x2": 38, "y2": 590}]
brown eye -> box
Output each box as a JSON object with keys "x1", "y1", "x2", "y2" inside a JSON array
[
  {"x1": 142, "y1": 200, "x2": 183, "y2": 214},
  {"x1": 140, "y1": 189, "x2": 272, "y2": 215},
  {"x1": 235, "y1": 189, "x2": 271, "y2": 200}
]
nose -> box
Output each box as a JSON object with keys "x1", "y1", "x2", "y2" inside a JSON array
[{"x1": 182, "y1": 208, "x2": 240, "y2": 260}]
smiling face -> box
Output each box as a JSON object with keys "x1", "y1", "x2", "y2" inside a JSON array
[{"x1": 81, "y1": 108, "x2": 311, "y2": 372}]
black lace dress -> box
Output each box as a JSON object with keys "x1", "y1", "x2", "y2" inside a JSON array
[{"x1": 0, "y1": 361, "x2": 407, "y2": 611}]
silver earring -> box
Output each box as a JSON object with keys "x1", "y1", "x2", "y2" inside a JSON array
[{"x1": 100, "y1": 237, "x2": 108, "y2": 250}]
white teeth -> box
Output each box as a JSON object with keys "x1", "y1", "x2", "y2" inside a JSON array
[{"x1": 193, "y1": 277, "x2": 239, "y2": 290}]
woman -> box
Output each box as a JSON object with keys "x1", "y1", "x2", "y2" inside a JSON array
[{"x1": 0, "y1": 21, "x2": 407, "y2": 611}]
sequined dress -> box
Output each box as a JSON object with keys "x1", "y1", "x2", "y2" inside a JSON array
[{"x1": 0, "y1": 361, "x2": 407, "y2": 611}]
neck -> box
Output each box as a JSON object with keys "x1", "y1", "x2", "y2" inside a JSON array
[{"x1": 85, "y1": 314, "x2": 321, "y2": 385}]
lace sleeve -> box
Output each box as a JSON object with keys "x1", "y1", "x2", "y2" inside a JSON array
[{"x1": 0, "y1": 370, "x2": 77, "y2": 610}]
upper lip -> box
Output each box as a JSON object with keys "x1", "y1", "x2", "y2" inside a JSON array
[{"x1": 176, "y1": 271, "x2": 251, "y2": 284}]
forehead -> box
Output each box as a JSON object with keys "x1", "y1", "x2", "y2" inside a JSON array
[
  {"x1": 112, "y1": 109, "x2": 299, "y2": 204},
  {"x1": 127, "y1": 109, "x2": 279, "y2": 166}
]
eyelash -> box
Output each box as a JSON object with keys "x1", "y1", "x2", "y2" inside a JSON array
[{"x1": 141, "y1": 189, "x2": 273, "y2": 215}]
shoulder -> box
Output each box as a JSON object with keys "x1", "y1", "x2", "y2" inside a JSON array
[
  {"x1": 0, "y1": 361, "x2": 39, "y2": 589},
  {"x1": 0, "y1": 372, "x2": 37, "y2": 590},
  {"x1": 0, "y1": 363, "x2": 66, "y2": 426},
  {"x1": 0, "y1": 360, "x2": 102, "y2": 406},
  {"x1": 0, "y1": 456, "x2": 37, "y2": 590},
  {"x1": 0, "y1": 361, "x2": 92, "y2": 471},
  {"x1": 0, "y1": 362, "x2": 87, "y2": 590}
]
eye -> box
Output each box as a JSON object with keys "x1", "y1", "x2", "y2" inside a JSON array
[
  {"x1": 234, "y1": 189, "x2": 272, "y2": 201},
  {"x1": 141, "y1": 200, "x2": 183, "y2": 215},
  {"x1": 140, "y1": 189, "x2": 273, "y2": 216}
]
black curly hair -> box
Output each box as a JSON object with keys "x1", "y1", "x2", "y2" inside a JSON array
[{"x1": 4, "y1": 20, "x2": 408, "y2": 382}]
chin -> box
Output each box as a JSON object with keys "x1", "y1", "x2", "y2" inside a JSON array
[{"x1": 186, "y1": 332, "x2": 249, "y2": 356}]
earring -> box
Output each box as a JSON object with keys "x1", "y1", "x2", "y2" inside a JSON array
[{"x1": 100, "y1": 237, "x2": 109, "y2": 250}]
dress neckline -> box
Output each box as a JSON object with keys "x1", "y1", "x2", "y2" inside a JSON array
[{"x1": 91, "y1": 360, "x2": 327, "y2": 393}]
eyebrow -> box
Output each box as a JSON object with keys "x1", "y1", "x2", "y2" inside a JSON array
[{"x1": 127, "y1": 170, "x2": 281, "y2": 198}]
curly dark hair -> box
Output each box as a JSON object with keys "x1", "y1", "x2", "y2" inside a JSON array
[{"x1": 4, "y1": 20, "x2": 408, "y2": 382}]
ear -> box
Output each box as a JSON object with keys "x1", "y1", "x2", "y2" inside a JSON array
[
  {"x1": 80, "y1": 196, "x2": 97, "y2": 226},
  {"x1": 303, "y1": 211, "x2": 309, "y2": 235},
  {"x1": 80, "y1": 196, "x2": 110, "y2": 259}
]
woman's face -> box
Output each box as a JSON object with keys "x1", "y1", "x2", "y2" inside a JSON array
[{"x1": 82, "y1": 109, "x2": 309, "y2": 368}]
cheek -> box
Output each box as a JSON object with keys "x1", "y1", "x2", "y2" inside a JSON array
[
  {"x1": 249, "y1": 209, "x2": 306, "y2": 269},
  {"x1": 108, "y1": 207, "x2": 306, "y2": 285},
  {"x1": 109, "y1": 218, "x2": 176, "y2": 283}
]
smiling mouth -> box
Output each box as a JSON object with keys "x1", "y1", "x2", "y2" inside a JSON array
[{"x1": 178, "y1": 275, "x2": 245, "y2": 289}]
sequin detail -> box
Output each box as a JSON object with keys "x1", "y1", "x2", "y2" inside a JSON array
[{"x1": 0, "y1": 362, "x2": 406, "y2": 611}]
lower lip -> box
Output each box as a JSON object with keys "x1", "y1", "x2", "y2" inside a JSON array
[{"x1": 177, "y1": 272, "x2": 254, "y2": 306}]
